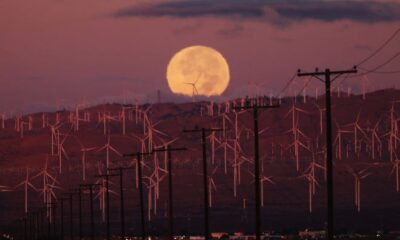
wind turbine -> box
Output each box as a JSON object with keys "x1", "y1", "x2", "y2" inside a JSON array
[
  {"x1": 48, "y1": 122, "x2": 63, "y2": 156},
  {"x1": 285, "y1": 104, "x2": 311, "y2": 171},
  {"x1": 383, "y1": 102, "x2": 400, "y2": 162},
  {"x1": 390, "y1": 159, "x2": 400, "y2": 192},
  {"x1": 207, "y1": 132, "x2": 218, "y2": 165},
  {"x1": 94, "y1": 162, "x2": 117, "y2": 222},
  {"x1": 73, "y1": 103, "x2": 86, "y2": 131},
  {"x1": 344, "y1": 111, "x2": 369, "y2": 156},
  {"x1": 314, "y1": 103, "x2": 326, "y2": 135},
  {"x1": 368, "y1": 119, "x2": 382, "y2": 160},
  {"x1": 303, "y1": 150, "x2": 325, "y2": 213},
  {"x1": 119, "y1": 105, "x2": 133, "y2": 135},
  {"x1": 346, "y1": 166, "x2": 371, "y2": 212},
  {"x1": 215, "y1": 137, "x2": 234, "y2": 174},
  {"x1": 153, "y1": 137, "x2": 179, "y2": 172},
  {"x1": 57, "y1": 131, "x2": 70, "y2": 174},
  {"x1": 333, "y1": 122, "x2": 352, "y2": 160},
  {"x1": 1, "y1": 113, "x2": 5, "y2": 129},
  {"x1": 42, "y1": 112, "x2": 49, "y2": 128},
  {"x1": 260, "y1": 175, "x2": 275, "y2": 207},
  {"x1": 247, "y1": 169, "x2": 275, "y2": 207},
  {"x1": 76, "y1": 138, "x2": 97, "y2": 181},
  {"x1": 14, "y1": 168, "x2": 38, "y2": 213},
  {"x1": 185, "y1": 73, "x2": 201, "y2": 102},
  {"x1": 0, "y1": 185, "x2": 12, "y2": 192},
  {"x1": 33, "y1": 155, "x2": 58, "y2": 203},
  {"x1": 208, "y1": 166, "x2": 218, "y2": 207},
  {"x1": 143, "y1": 117, "x2": 168, "y2": 152},
  {"x1": 286, "y1": 116, "x2": 311, "y2": 171},
  {"x1": 97, "y1": 134, "x2": 122, "y2": 173}
]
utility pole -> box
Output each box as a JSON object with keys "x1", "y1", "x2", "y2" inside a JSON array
[
  {"x1": 95, "y1": 173, "x2": 119, "y2": 240},
  {"x1": 63, "y1": 192, "x2": 74, "y2": 240},
  {"x1": 26, "y1": 212, "x2": 33, "y2": 239},
  {"x1": 46, "y1": 202, "x2": 51, "y2": 240},
  {"x1": 80, "y1": 184, "x2": 99, "y2": 240},
  {"x1": 183, "y1": 126, "x2": 223, "y2": 240},
  {"x1": 107, "y1": 167, "x2": 132, "y2": 239},
  {"x1": 36, "y1": 210, "x2": 41, "y2": 240},
  {"x1": 73, "y1": 187, "x2": 83, "y2": 240},
  {"x1": 69, "y1": 187, "x2": 83, "y2": 240},
  {"x1": 49, "y1": 202, "x2": 57, "y2": 239},
  {"x1": 79, "y1": 188, "x2": 82, "y2": 240},
  {"x1": 234, "y1": 98, "x2": 279, "y2": 240},
  {"x1": 297, "y1": 67, "x2": 357, "y2": 240},
  {"x1": 122, "y1": 151, "x2": 153, "y2": 240},
  {"x1": 27, "y1": 213, "x2": 31, "y2": 240},
  {"x1": 153, "y1": 145, "x2": 187, "y2": 240},
  {"x1": 40, "y1": 208, "x2": 45, "y2": 239},
  {"x1": 32, "y1": 212, "x2": 37, "y2": 240},
  {"x1": 34, "y1": 212, "x2": 38, "y2": 240},
  {"x1": 27, "y1": 212, "x2": 32, "y2": 240},
  {"x1": 23, "y1": 217, "x2": 27, "y2": 240},
  {"x1": 59, "y1": 198, "x2": 65, "y2": 240}
]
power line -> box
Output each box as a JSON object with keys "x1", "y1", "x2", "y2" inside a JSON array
[
  {"x1": 356, "y1": 27, "x2": 400, "y2": 66},
  {"x1": 353, "y1": 51, "x2": 400, "y2": 77},
  {"x1": 334, "y1": 51, "x2": 400, "y2": 88},
  {"x1": 294, "y1": 76, "x2": 313, "y2": 98},
  {"x1": 359, "y1": 69, "x2": 400, "y2": 74},
  {"x1": 278, "y1": 72, "x2": 297, "y2": 97}
]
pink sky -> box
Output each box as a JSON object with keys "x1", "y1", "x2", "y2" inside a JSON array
[{"x1": 0, "y1": 0, "x2": 399, "y2": 113}]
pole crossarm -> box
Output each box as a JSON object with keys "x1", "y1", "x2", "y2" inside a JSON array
[
  {"x1": 95, "y1": 173, "x2": 120, "y2": 178},
  {"x1": 232, "y1": 100, "x2": 279, "y2": 240},
  {"x1": 297, "y1": 67, "x2": 357, "y2": 77},
  {"x1": 153, "y1": 146, "x2": 187, "y2": 152},
  {"x1": 183, "y1": 127, "x2": 222, "y2": 240},
  {"x1": 123, "y1": 151, "x2": 153, "y2": 158},
  {"x1": 79, "y1": 183, "x2": 101, "y2": 188},
  {"x1": 233, "y1": 104, "x2": 280, "y2": 111},
  {"x1": 61, "y1": 192, "x2": 74, "y2": 240},
  {"x1": 152, "y1": 145, "x2": 187, "y2": 240},
  {"x1": 79, "y1": 184, "x2": 98, "y2": 240},
  {"x1": 183, "y1": 127, "x2": 223, "y2": 133},
  {"x1": 116, "y1": 150, "x2": 153, "y2": 240},
  {"x1": 107, "y1": 166, "x2": 134, "y2": 172},
  {"x1": 296, "y1": 66, "x2": 358, "y2": 240},
  {"x1": 94, "y1": 174, "x2": 115, "y2": 240}
]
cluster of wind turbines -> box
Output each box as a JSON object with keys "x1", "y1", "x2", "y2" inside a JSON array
[{"x1": 1, "y1": 88, "x2": 400, "y2": 239}]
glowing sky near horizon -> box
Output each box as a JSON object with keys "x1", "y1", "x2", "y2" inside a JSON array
[{"x1": 0, "y1": 0, "x2": 399, "y2": 113}]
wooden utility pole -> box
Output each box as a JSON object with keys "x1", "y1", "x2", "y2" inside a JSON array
[
  {"x1": 69, "y1": 188, "x2": 87, "y2": 240},
  {"x1": 75, "y1": 188, "x2": 83, "y2": 240},
  {"x1": 297, "y1": 67, "x2": 357, "y2": 240},
  {"x1": 59, "y1": 198, "x2": 67, "y2": 240},
  {"x1": 184, "y1": 127, "x2": 222, "y2": 240},
  {"x1": 234, "y1": 98, "x2": 279, "y2": 240},
  {"x1": 107, "y1": 166, "x2": 132, "y2": 239},
  {"x1": 122, "y1": 151, "x2": 153, "y2": 240},
  {"x1": 48, "y1": 202, "x2": 57, "y2": 239},
  {"x1": 23, "y1": 217, "x2": 27, "y2": 240},
  {"x1": 62, "y1": 192, "x2": 74, "y2": 240},
  {"x1": 153, "y1": 145, "x2": 187, "y2": 240},
  {"x1": 80, "y1": 184, "x2": 100, "y2": 240},
  {"x1": 95, "y1": 173, "x2": 119, "y2": 240}
]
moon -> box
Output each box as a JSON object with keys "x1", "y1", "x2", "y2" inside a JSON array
[{"x1": 166, "y1": 45, "x2": 230, "y2": 97}]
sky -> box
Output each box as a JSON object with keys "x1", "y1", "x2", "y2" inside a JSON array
[{"x1": 0, "y1": 0, "x2": 399, "y2": 113}]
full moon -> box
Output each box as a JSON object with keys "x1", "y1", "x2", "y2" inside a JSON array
[{"x1": 166, "y1": 45, "x2": 230, "y2": 97}]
